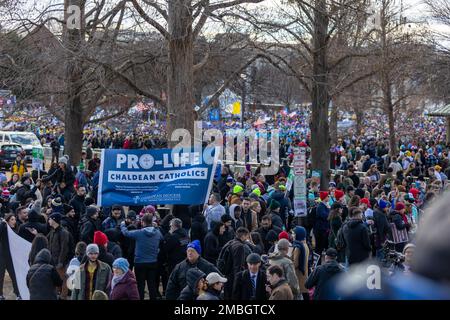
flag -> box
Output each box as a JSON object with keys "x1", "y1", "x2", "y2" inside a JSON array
[
  {"x1": 0, "y1": 223, "x2": 32, "y2": 300},
  {"x1": 232, "y1": 101, "x2": 241, "y2": 115}
]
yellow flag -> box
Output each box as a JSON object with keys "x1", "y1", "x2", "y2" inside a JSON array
[{"x1": 232, "y1": 101, "x2": 241, "y2": 115}]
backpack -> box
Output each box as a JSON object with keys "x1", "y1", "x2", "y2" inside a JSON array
[
  {"x1": 217, "y1": 240, "x2": 235, "y2": 275},
  {"x1": 335, "y1": 223, "x2": 347, "y2": 251}
]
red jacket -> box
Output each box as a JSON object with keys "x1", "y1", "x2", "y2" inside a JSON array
[{"x1": 123, "y1": 139, "x2": 131, "y2": 149}]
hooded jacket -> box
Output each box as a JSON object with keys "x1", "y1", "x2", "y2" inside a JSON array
[
  {"x1": 26, "y1": 249, "x2": 62, "y2": 300},
  {"x1": 178, "y1": 268, "x2": 206, "y2": 300},
  {"x1": 229, "y1": 204, "x2": 244, "y2": 230},
  {"x1": 342, "y1": 219, "x2": 371, "y2": 265},
  {"x1": 204, "y1": 223, "x2": 223, "y2": 264},
  {"x1": 305, "y1": 259, "x2": 344, "y2": 300},
  {"x1": 165, "y1": 257, "x2": 219, "y2": 300},
  {"x1": 120, "y1": 222, "x2": 163, "y2": 263}
]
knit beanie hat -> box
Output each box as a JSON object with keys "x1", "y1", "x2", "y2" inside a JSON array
[
  {"x1": 48, "y1": 213, "x2": 63, "y2": 225},
  {"x1": 278, "y1": 231, "x2": 289, "y2": 241},
  {"x1": 93, "y1": 231, "x2": 108, "y2": 247},
  {"x1": 86, "y1": 243, "x2": 99, "y2": 255},
  {"x1": 112, "y1": 258, "x2": 129, "y2": 274},
  {"x1": 334, "y1": 190, "x2": 345, "y2": 201},
  {"x1": 187, "y1": 240, "x2": 202, "y2": 255},
  {"x1": 319, "y1": 191, "x2": 329, "y2": 201},
  {"x1": 233, "y1": 185, "x2": 244, "y2": 194}
]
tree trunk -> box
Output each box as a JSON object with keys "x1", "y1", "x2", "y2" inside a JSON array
[
  {"x1": 63, "y1": 0, "x2": 84, "y2": 166},
  {"x1": 310, "y1": 0, "x2": 331, "y2": 190},
  {"x1": 330, "y1": 99, "x2": 338, "y2": 145},
  {"x1": 355, "y1": 108, "x2": 363, "y2": 136},
  {"x1": 167, "y1": 0, "x2": 195, "y2": 147},
  {"x1": 383, "y1": 78, "x2": 397, "y2": 156}
]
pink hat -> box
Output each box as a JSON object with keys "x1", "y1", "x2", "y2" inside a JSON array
[
  {"x1": 1, "y1": 189, "x2": 10, "y2": 198},
  {"x1": 140, "y1": 205, "x2": 156, "y2": 217}
]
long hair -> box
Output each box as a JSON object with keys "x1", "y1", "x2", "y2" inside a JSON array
[{"x1": 28, "y1": 234, "x2": 49, "y2": 266}]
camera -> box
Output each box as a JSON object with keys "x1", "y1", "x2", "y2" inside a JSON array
[{"x1": 382, "y1": 241, "x2": 405, "y2": 266}]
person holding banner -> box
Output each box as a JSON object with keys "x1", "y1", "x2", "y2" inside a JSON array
[{"x1": 0, "y1": 215, "x2": 21, "y2": 300}]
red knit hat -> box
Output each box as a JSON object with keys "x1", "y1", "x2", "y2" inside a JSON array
[
  {"x1": 319, "y1": 191, "x2": 329, "y2": 201},
  {"x1": 278, "y1": 231, "x2": 289, "y2": 241},
  {"x1": 93, "y1": 231, "x2": 108, "y2": 247},
  {"x1": 409, "y1": 188, "x2": 419, "y2": 199},
  {"x1": 334, "y1": 190, "x2": 345, "y2": 201},
  {"x1": 360, "y1": 198, "x2": 371, "y2": 208},
  {"x1": 395, "y1": 202, "x2": 405, "y2": 211}
]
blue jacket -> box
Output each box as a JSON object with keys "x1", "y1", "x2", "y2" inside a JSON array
[
  {"x1": 314, "y1": 202, "x2": 330, "y2": 234},
  {"x1": 120, "y1": 222, "x2": 163, "y2": 263}
]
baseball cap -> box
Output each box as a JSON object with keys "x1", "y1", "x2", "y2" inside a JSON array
[{"x1": 206, "y1": 272, "x2": 228, "y2": 284}]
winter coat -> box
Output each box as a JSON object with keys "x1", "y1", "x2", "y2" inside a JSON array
[
  {"x1": 232, "y1": 269, "x2": 268, "y2": 300},
  {"x1": 256, "y1": 225, "x2": 282, "y2": 253},
  {"x1": 270, "y1": 211, "x2": 284, "y2": 229},
  {"x1": 269, "y1": 191, "x2": 290, "y2": 224},
  {"x1": 161, "y1": 228, "x2": 190, "y2": 272},
  {"x1": 305, "y1": 259, "x2": 344, "y2": 300},
  {"x1": 60, "y1": 216, "x2": 78, "y2": 243},
  {"x1": 11, "y1": 160, "x2": 27, "y2": 178},
  {"x1": 15, "y1": 184, "x2": 37, "y2": 204},
  {"x1": 79, "y1": 216, "x2": 100, "y2": 244},
  {"x1": 197, "y1": 288, "x2": 222, "y2": 300},
  {"x1": 228, "y1": 238, "x2": 253, "y2": 278},
  {"x1": 268, "y1": 252, "x2": 299, "y2": 297},
  {"x1": 314, "y1": 202, "x2": 330, "y2": 234},
  {"x1": 47, "y1": 226, "x2": 71, "y2": 267},
  {"x1": 293, "y1": 242, "x2": 310, "y2": 294},
  {"x1": 26, "y1": 249, "x2": 62, "y2": 300},
  {"x1": 71, "y1": 260, "x2": 112, "y2": 300},
  {"x1": 203, "y1": 229, "x2": 222, "y2": 264},
  {"x1": 18, "y1": 210, "x2": 48, "y2": 243},
  {"x1": 98, "y1": 246, "x2": 114, "y2": 267},
  {"x1": 69, "y1": 195, "x2": 86, "y2": 219},
  {"x1": 190, "y1": 213, "x2": 208, "y2": 250},
  {"x1": 178, "y1": 268, "x2": 206, "y2": 300},
  {"x1": 241, "y1": 209, "x2": 258, "y2": 232},
  {"x1": 106, "y1": 241, "x2": 123, "y2": 260},
  {"x1": 342, "y1": 219, "x2": 371, "y2": 265},
  {"x1": 120, "y1": 223, "x2": 163, "y2": 264},
  {"x1": 373, "y1": 209, "x2": 391, "y2": 248},
  {"x1": 269, "y1": 279, "x2": 294, "y2": 300},
  {"x1": 165, "y1": 257, "x2": 219, "y2": 300},
  {"x1": 43, "y1": 166, "x2": 76, "y2": 189},
  {"x1": 109, "y1": 270, "x2": 140, "y2": 300}
]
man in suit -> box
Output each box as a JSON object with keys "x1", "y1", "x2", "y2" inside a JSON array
[{"x1": 232, "y1": 253, "x2": 268, "y2": 300}]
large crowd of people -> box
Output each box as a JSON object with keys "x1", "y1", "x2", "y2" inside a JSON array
[{"x1": 0, "y1": 106, "x2": 450, "y2": 300}]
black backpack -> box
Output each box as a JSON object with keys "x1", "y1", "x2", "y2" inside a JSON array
[{"x1": 217, "y1": 240, "x2": 234, "y2": 275}]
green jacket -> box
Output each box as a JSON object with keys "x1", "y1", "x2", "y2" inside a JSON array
[{"x1": 71, "y1": 260, "x2": 111, "y2": 300}]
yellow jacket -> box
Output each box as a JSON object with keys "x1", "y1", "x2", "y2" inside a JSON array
[{"x1": 11, "y1": 160, "x2": 26, "y2": 178}]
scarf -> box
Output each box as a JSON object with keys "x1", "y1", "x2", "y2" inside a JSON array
[
  {"x1": 111, "y1": 272, "x2": 126, "y2": 291},
  {"x1": 293, "y1": 240, "x2": 306, "y2": 275}
]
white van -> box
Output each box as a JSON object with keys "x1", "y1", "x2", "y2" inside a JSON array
[{"x1": 0, "y1": 131, "x2": 43, "y2": 162}]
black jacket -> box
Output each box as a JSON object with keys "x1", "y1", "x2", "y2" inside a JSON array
[
  {"x1": 256, "y1": 225, "x2": 282, "y2": 253},
  {"x1": 69, "y1": 195, "x2": 86, "y2": 219},
  {"x1": 166, "y1": 257, "x2": 219, "y2": 300},
  {"x1": 232, "y1": 269, "x2": 268, "y2": 300},
  {"x1": 190, "y1": 213, "x2": 208, "y2": 250},
  {"x1": 15, "y1": 185, "x2": 37, "y2": 204},
  {"x1": 203, "y1": 227, "x2": 223, "y2": 265},
  {"x1": 107, "y1": 241, "x2": 123, "y2": 260},
  {"x1": 26, "y1": 249, "x2": 63, "y2": 300},
  {"x1": 98, "y1": 245, "x2": 114, "y2": 267},
  {"x1": 373, "y1": 209, "x2": 391, "y2": 248},
  {"x1": 61, "y1": 216, "x2": 78, "y2": 243},
  {"x1": 178, "y1": 268, "x2": 206, "y2": 300},
  {"x1": 305, "y1": 260, "x2": 344, "y2": 300},
  {"x1": 18, "y1": 210, "x2": 48, "y2": 243},
  {"x1": 79, "y1": 216, "x2": 100, "y2": 244},
  {"x1": 161, "y1": 228, "x2": 190, "y2": 273},
  {"x1": 342, "y1": 219, "x2": 371, "y2": 265},
  {"x1": 43, "y1": 166, "x2": 75, "y2": 189}
]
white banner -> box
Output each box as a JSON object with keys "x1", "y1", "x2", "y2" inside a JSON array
[
  {"x1": 293, "y1": 147, "x2": 307, "y2": 217},
  {"x1": 7, "y1": 224, "x2": 32, "y2": 300}
]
